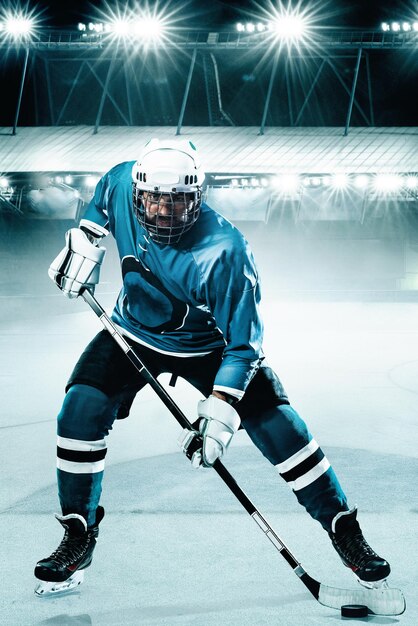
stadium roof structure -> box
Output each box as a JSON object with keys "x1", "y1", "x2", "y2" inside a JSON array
[{"x1": 0, "y1": 126, "x2": 416, "y2": 174}]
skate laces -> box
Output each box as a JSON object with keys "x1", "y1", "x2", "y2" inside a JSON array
[
  {"x1": 334, "y1": 527, "x2": 379, "y2": 569},
  {"x1": 49, "y1": 530, "x2": 90, "y2": 567}
]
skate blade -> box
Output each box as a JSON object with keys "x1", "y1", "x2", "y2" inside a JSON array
[
  {"x1": 356, "y1": 576, "x2": 388, "y2": 590},
  {"x1": 34, "y1": 570, "x2": 84, "y2": 597}
]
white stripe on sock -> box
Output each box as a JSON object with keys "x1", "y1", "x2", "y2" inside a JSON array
[
  {"x1": 57, "y1": 436, "x2": 106, "y2": 452},
  {"x1": 57, "y1": 458, "x2": 105, "y2": 474},
  {"x1": 275, "y1": 439, "x2": 319, "y2": 474},
  {"x1": 288, "y1": 458, "x2": 330, "y2": 491}
]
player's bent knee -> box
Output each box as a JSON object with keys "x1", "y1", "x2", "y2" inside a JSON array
[{"x1": 57, "y1": 384, "x2": 113, "y2": 440}]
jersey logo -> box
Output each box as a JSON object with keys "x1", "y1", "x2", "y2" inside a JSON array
[{"x1": 121, "y1": 256, "x2": 189, "y2": 333}]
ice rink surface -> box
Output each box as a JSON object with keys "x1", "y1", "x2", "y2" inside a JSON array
[{"x1": 0, "y1": 220, "x2": 417, "y2": 625}]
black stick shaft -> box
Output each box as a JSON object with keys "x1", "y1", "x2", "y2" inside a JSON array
[{"x1": 81, "y1": 289, "x2": 320, "y2": 599}]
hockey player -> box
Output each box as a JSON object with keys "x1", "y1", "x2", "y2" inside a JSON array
[{"x1": 35, "y1": 139, "x2": 390, "y2": 595}]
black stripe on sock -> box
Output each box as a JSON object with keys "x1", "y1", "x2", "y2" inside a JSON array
[
  {"x1": 280, "y1": 448, "x2": 325, "y2": 483},
  {"x1": 57, "y1": 446, "x2": 107, "y2": 463}
]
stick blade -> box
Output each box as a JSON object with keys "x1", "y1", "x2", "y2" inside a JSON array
[{"x1": 318, "y1": 583, "x2": 405, "y2": 616}]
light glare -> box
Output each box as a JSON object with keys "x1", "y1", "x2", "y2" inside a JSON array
[
  {"x1": 405, "y1": 176, "x2": 418, "y2": 189},
  {"x1": 331, "y1": 174, "x2": 349, "y2": 189},
  {"x1": 273, "y1": 174, "x2": 300, "y2": 192},
  {"x1": 374, "y1": 174, "x2": 402, "y2": 192},
  {"x1": 5, "y1": 16, "x2": 34, "y2": 36},
  {"x1": 273, "y1": 15, "x2": 306, "y2": 40},
  {"x1": 354, "y1": 174, "x2": 369, "y2": 189},
  {"x1": 85, "y1": 176, "x2": 98, "y2": 188}
]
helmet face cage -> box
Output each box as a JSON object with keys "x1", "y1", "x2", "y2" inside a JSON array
[{"x1": 133, "y1": 186, "x2": 202, "y2": 245}]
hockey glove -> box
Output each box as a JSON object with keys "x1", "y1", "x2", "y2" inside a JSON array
[
  {"x1": 178, "y1": 395, "x2": 240, "y2": 468},
  {"x1": 48, "y1": 228, "x2": 106, "y2": 298}
]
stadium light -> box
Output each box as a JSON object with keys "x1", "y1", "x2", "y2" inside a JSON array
[
  {"x1": 354, "y1": 174, "x2": 370, "y2": 189},
  {"x1": 331, "y1": 173, "x2": 349, "y2": 190},
  {"x1": 271, "y1": 14, "x2": 306, "y2": 41},
  {"x1": 0, "y1": 177, "x2": 9, "y2": 188},
  {"x1": 381, "y1": 20, "x2": 417, "y2": 32},
  {"x1": 374, "y1": 174, "x2": 403, "y2": 192},
  {"x1": 404, "y1": 175, "x2": 418, "y2": 189},
  {"x1": 5, "y1": 15, "x2": 35, "y2": 37},
  {"x1": 255, "y1": 2, "x2": 317, "y2": 52},
  {"x1": 85, "y1": 175, "x2": 99, "y2": 188},
  {"x1": 110, "y1": 18, "x2": 131, "y2": 36},
  {"x1": 272, "y1": 174, "x2": 300, "y2": 192},
  {"x1": 133, "y1": 17, "x2": 164, "y2": 39},
  {"x1": 97, "y1": 3, "x2": 169, "y2": 46},
  {"x1": 88, "y1": 22, "x2": 104, "y2": 33}
]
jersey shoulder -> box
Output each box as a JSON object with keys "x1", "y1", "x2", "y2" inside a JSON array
[
  {"x1": 191, "y1": 203, "x2": 248, "y2": 249},
  {"x1": 104, "y1": 161, "x2": 136, "y2": 186},
  {"x1": 186, "y1": 203, "x2": 259, "y2": 291}
]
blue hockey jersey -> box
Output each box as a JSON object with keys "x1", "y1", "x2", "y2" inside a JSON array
[{"x1": 81, "y1": 161, "x2": 264, "y2": 399}]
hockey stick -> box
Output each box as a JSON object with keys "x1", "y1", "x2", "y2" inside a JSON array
[{"x1": 81, "y1": 289, "x2": 405, "y2": 616}]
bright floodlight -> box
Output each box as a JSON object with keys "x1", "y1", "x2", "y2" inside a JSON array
[
  {"x1": 0, "y1": 177, "x2": 9, "y2": 188},
  {"x1": 133, "y1": 17, "x2": 163, "y2": 39},
  {"x1": 381, "y1": 22, "x2": 390, "y2": 32},
  {"x1": 5, "y1": 16, "x2": 34, "y2": 36},
  {"x1": 85, "y1": 175, "x2": 98, "y2": 188},
  {"x1": 354, "y1": 174, "x2": 369, "y2": 189},
  {"x1": 111, "y1": 18, "x2": 131, "y2": 36},
  {"x1": 331, "y1": 174, "x2": 349, "y2": 189},
  {"x1": 391, "y1": 22, "x2": 401, "y2": 32},
  {"x1": 374, "y1": 174, "x2": 402, "y2": 192},
  {"x1": 405, "y1": 175, "x2": 418, "y2": 189},
  {"x1": 273, "y1": 174, "x2": 300, "y2": 192},
  {"x1": 272, "y1": 14, "x2": 306, "y2": 41}
]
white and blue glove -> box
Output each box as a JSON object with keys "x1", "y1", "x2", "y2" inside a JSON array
[
  {"x1": 48, "y1": 227, "x2": 106, "y2": 299},
  {"x1": 179, "y1": 395, "x2": 241, "y2": 468}
]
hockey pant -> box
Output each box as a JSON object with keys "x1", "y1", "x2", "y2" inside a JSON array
[{"x1": 56, "y1": 383, "x2": 347, "y2": 530}]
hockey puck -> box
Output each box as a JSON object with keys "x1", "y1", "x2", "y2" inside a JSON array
[{"x1": 341, "y1": 604, "x2": 369, "y2": 618}]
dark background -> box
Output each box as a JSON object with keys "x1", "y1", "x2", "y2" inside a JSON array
[{"x1": 0, "y1": 0, "x2": 417, "y2": 127}]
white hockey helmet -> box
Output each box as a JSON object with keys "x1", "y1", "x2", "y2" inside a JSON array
[{"x1": 132, "y1": 139, "x2": 205, "y2": 244}]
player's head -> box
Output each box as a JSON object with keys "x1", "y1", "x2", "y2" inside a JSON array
[{"x1": 132, "y1": 139, "x2": 205, "y2": 245}]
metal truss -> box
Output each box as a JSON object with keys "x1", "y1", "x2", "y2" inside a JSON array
[{"x1": 3, "y1": 28, "x2": 417, "y2": 136}]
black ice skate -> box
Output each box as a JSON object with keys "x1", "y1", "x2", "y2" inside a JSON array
[
  {"x1": 329, "y1": 507, "x2": 390, "y2": 588},
  {"x1": 34, "y1": 506, "x2": 104, "y2": 596}
]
